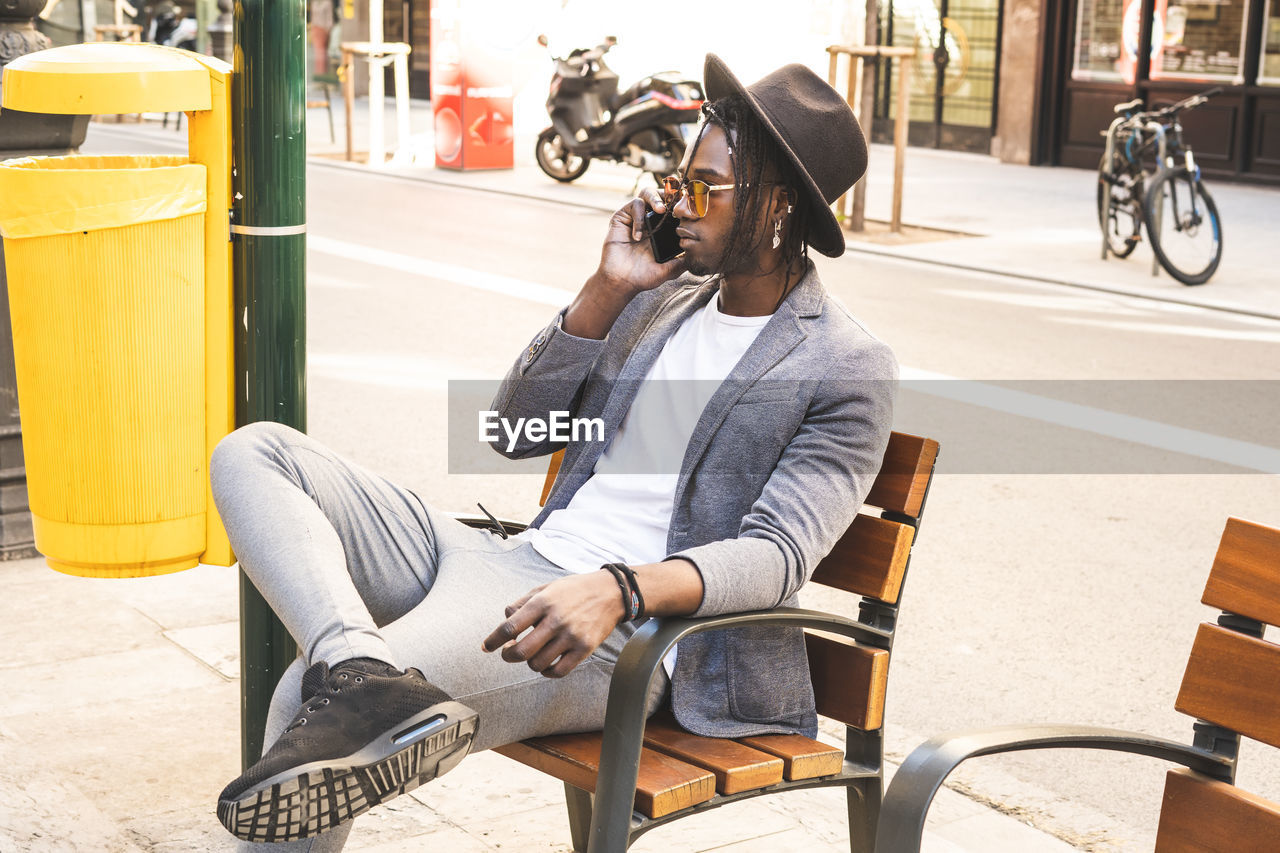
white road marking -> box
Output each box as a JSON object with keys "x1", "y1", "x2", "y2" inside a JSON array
[
  {"x1": 308, "y1": 273, "x2": 368, "y2": 290},
  {"x1": 901, "y1": 366, "x2": 1280, "y2": 474},
  {"x1": 854, "y1": 250, "x2": 1280, "y2": 325},
  {"x1": 310, "y1": 235, "x2": 572, "y2": 307},
  {"x1": 310, "y1": 352, "x2": 484, "y2": 391},
  {"x1": 933, "y1": 288, "x2": 1155, "y2": 317},
  {"x1": 1050, "y1": 316, "x2": 1280, "y2": 344},
  {"x1": 936, "y1": 286, "x2": 1280, "y2": 327}
]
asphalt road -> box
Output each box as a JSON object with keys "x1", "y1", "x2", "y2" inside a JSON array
[{"x1": 86, "y1": 126, "x2": 1280, "y2": 850}]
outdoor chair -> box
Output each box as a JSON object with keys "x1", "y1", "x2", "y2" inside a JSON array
[
  {"x1": 455, "y1": 430, "x2": 940, "y2": 852},
  {"x1": 873, "y1": 515, "x2": 1280, "y2": 852}
]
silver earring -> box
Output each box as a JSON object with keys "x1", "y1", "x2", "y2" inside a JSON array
[{"x1": 772, "y1": 217, "x2": 782, "y2": 249}]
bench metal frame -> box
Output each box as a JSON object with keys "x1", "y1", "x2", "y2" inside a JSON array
[
  {"x1": 455, "y1": 459, "x2": 934, "y2": 852},
  {"x1": 872, "y1": 587, "x2": 1268, "y2": 852}
]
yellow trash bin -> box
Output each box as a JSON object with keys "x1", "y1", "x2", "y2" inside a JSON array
[{"x1": 0, "y1": 154, "x2": 209, "y2": 577}]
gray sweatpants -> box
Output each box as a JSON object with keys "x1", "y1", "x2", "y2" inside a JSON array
[{"x1": 210, "y1": 422, "x2": 668, "y2": 851}]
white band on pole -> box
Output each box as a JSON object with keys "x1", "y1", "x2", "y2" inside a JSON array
[{"x1": 230, "y1": 224, "x2": 308, "y2": 236}]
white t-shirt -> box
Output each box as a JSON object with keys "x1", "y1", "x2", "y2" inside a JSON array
[{"x1": 518, "y1": 295, "x2": 770, "y2": 672}]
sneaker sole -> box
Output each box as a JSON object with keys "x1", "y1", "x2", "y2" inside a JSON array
[{"x1": 217, "y1": 700, "x2": 478, "y2": 843}]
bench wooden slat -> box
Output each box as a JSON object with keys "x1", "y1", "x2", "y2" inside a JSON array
[
  {"x1": 1202, "y1": 517, "x2": 1280, "y2": 628},
  {"x1": 1174, "y1": 623, "x2": 1280, "y2": 750},
  {"x1": 738, "y1": 734, "x2": 844, "y2": 781},
  {"x1": 495, "y1": 733, "x2": 716, "y2": 819},
  {"x1": 498, "y1": 431, "x2": 941, "y2": 849},
  {"x1": 805, "y1": 633, "x2": 889, "y2": 731},
  {"x1": 642, "y1": 717, "x2": 784, "y2": 795},
  {"x1": 1156, "y1": 768, "x2": 1280, "y2": 852},
  {"x1": 863, "y1": 433, "x2": 938, "y2": 519},
  {"x1": 811, "y1": 514, "x2": 915, "y2": 603},
  {"x1": 539, "y1": 449, "x2": 565, "y2": 507}
]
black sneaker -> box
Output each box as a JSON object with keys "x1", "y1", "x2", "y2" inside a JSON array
[{"x1": 217, "y1": 659, "x2": 478, "y2": 843}]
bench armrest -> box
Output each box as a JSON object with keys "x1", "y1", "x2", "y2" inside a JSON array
[
  {"x1": 625, "y1": 608, "x2": 892, "y2": 680},
  {"x1": 587, "y1": 608, "x2": 890, "y2": 852},
  {"x1": 873, "y1": 724, "x2": 1235, "y2": 853}
]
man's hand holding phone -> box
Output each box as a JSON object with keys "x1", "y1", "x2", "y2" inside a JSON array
[
  {"x1": 599, "y1": 188, "x2": 687, "y2": 293},
  {"x1": 562, "y1": 189, "x2": 688, "y2": 340}
]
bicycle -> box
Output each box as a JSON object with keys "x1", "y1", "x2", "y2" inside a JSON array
[{"x1": 1096, "y1": 87, "x2": 1223, "y2": 285}]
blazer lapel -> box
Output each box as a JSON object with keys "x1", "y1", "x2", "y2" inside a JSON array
[
  {"x1": 674, "y1": 265, "x2": 824, "y2": 501},
  {"x1": 567, "y1": 282, "x2": 718, "y2": 481}
]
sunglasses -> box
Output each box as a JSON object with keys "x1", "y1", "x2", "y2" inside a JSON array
[{"x1": 660, "y1": 175, "x2": 736, "y2": 218}]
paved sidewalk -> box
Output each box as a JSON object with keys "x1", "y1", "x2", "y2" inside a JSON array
[
  {"x1": 306, "y1": 95, "x2": 1279, "y2": 319},
  {"x1": 0, "y1": 557, "x2": 1077, "y2": 852}
]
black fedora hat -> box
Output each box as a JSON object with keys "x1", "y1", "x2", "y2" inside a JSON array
[{"x1": 703, "y1": 54, "x2": 866, "y2": 258}]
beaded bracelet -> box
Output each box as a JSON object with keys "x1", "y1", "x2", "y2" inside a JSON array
[{"x1": 602, "y1": 563, "x2": 641, "y2": 623}]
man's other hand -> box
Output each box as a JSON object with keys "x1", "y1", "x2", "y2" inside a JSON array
[{"x1": 481, "y1": 571, "x2": 626, "y2": 678}]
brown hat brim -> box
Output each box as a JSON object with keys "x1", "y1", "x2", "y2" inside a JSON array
[{"x1": 703, "y1": 54, "x2": 846, "y2": 258}]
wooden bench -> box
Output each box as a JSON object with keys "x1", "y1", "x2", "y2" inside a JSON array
[
  {"x1": 874, "y1": 516, "x2": 1280, "y2": 852},
  {"x1": 459, "y1": 431, "x2": 940, "y2": 852}
]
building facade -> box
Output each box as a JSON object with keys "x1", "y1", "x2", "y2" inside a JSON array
[
  {"x1": 873, "y1": 0, "x2": 1280, "y2": 182},
  {"x1": 1043, "y1": 0, "x2": 1279, "y2": 181}
]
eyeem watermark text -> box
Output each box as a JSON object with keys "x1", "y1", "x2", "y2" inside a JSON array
[{"x1": 479, "y1": 411, "x2": 605, "y2": 452}]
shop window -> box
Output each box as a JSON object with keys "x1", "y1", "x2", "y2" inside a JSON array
[
  {"x1": 1072, "y1": 0, "x2": 1129, "y2": 82},
  {"x1": 882, "y1": 0, "x2": 1000, "y2": 128},
  {"x1": 1152, "y1": 0, "x2": 1251, "y2": 82},
  {"x1": 1074, "y1": 0, "x2": 1251, "y2": 84},
  {"x1": 1262, "y1": 0, "x2": 1280, "y2": 83}
]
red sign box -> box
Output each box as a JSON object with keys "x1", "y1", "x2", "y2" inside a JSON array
[{"x1": 429, "y1": 0, "x2": 514, "y2": 170}]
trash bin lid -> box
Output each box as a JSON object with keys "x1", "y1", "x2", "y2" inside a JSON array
[
  {"x1": 0, "y1": 155, "x2": 207, "y2": 239},
  {"x1": 1, "y1": 43, "x2": 229, "y2": 116}
]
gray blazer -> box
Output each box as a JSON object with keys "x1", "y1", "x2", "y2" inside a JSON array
[{"x1": 492, "y1": 261, "x2": 897, "y2": 738}]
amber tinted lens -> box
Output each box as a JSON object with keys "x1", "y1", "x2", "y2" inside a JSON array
[
  {"x1": 687, "y1": 180, "x2": 710, "y2": 216},
  {"x1": 660, "y1": 176, "x2": 681, "y2": 207}
]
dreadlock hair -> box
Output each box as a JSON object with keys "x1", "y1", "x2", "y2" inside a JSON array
[{"x1": 686, "y1": 94, "x2": 812, "y2": 283}]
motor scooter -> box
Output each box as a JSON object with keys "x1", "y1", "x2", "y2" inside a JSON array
[
  {"x1": 151, "y1": 4, "x2": 197, "y2": 51},
  {"x1": 535, "y1": 35, "x2": 704, "y2": 184}
]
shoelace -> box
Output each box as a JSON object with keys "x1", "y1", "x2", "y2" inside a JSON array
[{"x1": 283, "y1": 671, "x2": 367, "y2": 732}]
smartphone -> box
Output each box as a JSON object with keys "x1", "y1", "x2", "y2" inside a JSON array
[{"x1": 645, "y1": 209, "x2": 683, "y2": 263}]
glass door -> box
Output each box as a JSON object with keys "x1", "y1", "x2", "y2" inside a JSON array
[
  {"x1": 381, "y1": 0, "x2": 430, "y2": 99},
  {"x1": 875, "y1": 0, "x2": 1003, "y2": 152}
]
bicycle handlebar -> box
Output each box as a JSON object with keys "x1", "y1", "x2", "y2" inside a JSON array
[
  {"x1": 1150, "y1": 86, "x2": 1222, "y2": 119},
  {"x1": 1110, "y1": 87, "x2": 1220, "y2": 136}
]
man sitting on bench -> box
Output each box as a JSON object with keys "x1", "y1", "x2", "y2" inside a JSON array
[{"x1": 214, "y1": 53, "x2": 897, "y2": 849}]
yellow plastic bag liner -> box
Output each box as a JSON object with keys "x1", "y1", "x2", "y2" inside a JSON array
[
  {"x1": 0, "y1": 155, "x2": 206, "y2": 239},
  {"x1": 0, "y1": 154, "x2": 209, "y2": 577}
]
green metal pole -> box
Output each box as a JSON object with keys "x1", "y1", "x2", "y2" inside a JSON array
[{"x1": 233, "y1": 0, "x2": 307, "y2": 768}]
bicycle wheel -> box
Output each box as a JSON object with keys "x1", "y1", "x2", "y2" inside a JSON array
[
  {"x1": 1096, "y1": 154, "x2": 1143, "y2": 259},
  {"x1": 1143, "y1": 166, "x2": 1222, "y2": 285}
]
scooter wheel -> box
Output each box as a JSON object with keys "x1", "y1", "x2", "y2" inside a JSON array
[{"x1": 536, "y1": 128, "x2": 589, "y2": 182}]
